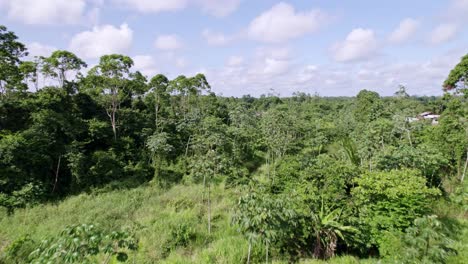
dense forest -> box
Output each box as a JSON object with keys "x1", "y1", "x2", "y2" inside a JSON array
[{"x1": 0, "y1": 25, "x2": 467, "y2": 263}]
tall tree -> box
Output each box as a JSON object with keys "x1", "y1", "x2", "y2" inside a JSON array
[
  {"x1": 443, "y1": 54, "x2": 468, "y2": 93},
  {"x1": 0, "y1": 25, "x2": 28, "y2": 96},
  {"x1": 41, "y1": 50, "x2": 87, "y2": 88},
  {"x1": 19, "y1": 60, "x2": 40, "y2": 91},
  {"x1": 84, "y1": 54, "x2": 134, "y2": 140}
]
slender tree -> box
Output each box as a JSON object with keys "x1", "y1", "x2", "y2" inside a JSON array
[{"x1": 84, "y1": 54, "x2": 134, "y2": 140}]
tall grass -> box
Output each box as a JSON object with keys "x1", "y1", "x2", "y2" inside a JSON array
[{"x1": 0, "y1": 183, "x2": 248, "y2": 263}]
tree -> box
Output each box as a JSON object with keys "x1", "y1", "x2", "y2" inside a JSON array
[
  {"x1": 146, "y1": 131, "x2": 173, "y2": 181},
  {"x1": 0, "y1": 25, "x2": 28, "y2": 95},
  {"x1": 41, "y1": 50, "x2": 87, "y2": 88},
  {"x1": 84, "y1": 54, "x2": 134, "y2": 140},
  {"x1": 401, "y1": 215, "x2": 456, "y2": 263},
  {"x1": 261, "y1": 107, "x2": 298, "y2": 182},
  {"x1": 443, "y1": 54, "x2": 468, "y2": 92},
  {"x1": 351, "y1": 169, "x2": 441, "y2": 247},
  {"x1": 354, "y1": 90, "x2": 384, "y2": 123},
  {"x1": 310, "y1": 199, "x2": 356, "y2": 259},
  {"x1": 19, "y1": 60, "x2": 40, "y2": 91},
  {"x1": 394, "y1": 84, "x2": 410, "y2": 98},
  {"x1": 148, "y1": 74, "x2": 170, "y2": 130},
  {"x1": 232, "y1": 189, "x2": 295, "y2": 264}
]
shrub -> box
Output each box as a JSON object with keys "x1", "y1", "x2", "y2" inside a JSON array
[{"x1": 28, "y1": 224, "x2": 138, "y2": 263}]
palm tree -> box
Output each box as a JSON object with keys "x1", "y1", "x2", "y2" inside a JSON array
[{"x1": 311, "y1": 199, "x2": 357, "y2": 259}]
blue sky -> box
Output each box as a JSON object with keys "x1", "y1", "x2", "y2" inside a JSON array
[{"x1": 0, "y1": 0, "x2": 467, "y2": 96}]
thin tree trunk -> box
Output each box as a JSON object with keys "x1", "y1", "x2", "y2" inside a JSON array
[
  {"x1": 266, "y1": 151, "x2": 270, "y2": 180},
  {"x1": 103, "y1": 253, "x2": 111, "y2": 264},
  {"x1": 111, "y1": 110, "x2": 117, "y2": 140},
  {"x1": 207, "y1": 181, "x2": 211, "y2": 235},
  {"x1": 185, "y1": 136, "x2": 192, "y2": 158},
  {"x1": 265, "y1": 242, "x2": 269, "y2": 264},
  {"x1": 461, "y1": 150, "x2": 468, "y2": 183},
  {"x1": 155, "y1": 94, "x2": 160, "y2": 130},
  {"x1": 52, "y1": 156, "x2": 61, "y2": 193},
  {"x1": 406, "y1": 129, "x2": 413, "y2": 147},
  {"x1": 247, "y1": 241, "x2": 252, "y2": 264}
]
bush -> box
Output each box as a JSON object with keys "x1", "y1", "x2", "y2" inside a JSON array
[{"x1": 28, "y1": 224, "x2": 138, "y2": 263}]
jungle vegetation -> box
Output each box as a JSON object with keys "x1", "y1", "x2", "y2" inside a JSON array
[{"x1": 0, "y1": 25, "x2": 467, "y2": 263}]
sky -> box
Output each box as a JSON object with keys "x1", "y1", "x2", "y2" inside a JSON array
[{"x1": 0, "y1": 0, "x2": 467, "y2": 97}]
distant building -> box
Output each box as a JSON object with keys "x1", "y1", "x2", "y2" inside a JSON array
[{"x1": 407, "y1": 112, "x2": 440, "y2": 125}]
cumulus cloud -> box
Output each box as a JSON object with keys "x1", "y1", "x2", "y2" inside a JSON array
[
  {"x1": 69, "y1": 23, "x2": 133, "y2": 59},
  {"x1": 388, "y1": 18, "x2": 420, "y2": 43},
  {"x1": 112, "y1": 0, "x2": 240, "y2": 16},
  {"x1": 207, "y1": 51, "x2": 461, "y2": 97},
  {"x1": 154, "y1": 35, "x2": 184, "y2": 51},
  {"x1": 113, "y1": 0, "x2": 187, "y2": 13},
  {"x1": 226, "y1": 56, "x2": 244, "y2": 67},
  {"x1": 429, "y1": 23, "x2": 458, "y2": 44},
  {"x1": 202, "y1": 29, "x2": 233, "y2": 46},
  {"x1": 0, "y1": 0, "x2": 86, "y2": 25},
  {"x1": 332, "y1": 28, "x2": 378, "y2": 62},
  {"x1": 296, "y1": 65, "x2": 318, "y2": 83},
  {"x1": 198, "y1": 0, "x2": 241, "y2": 17},
  {"x1": 133, "y1": 55, "x2": 159, "y2": 77},
  {"x1": 247, "y1": 2, "x2": 329, "y2": 43},
  {"x1": 249, "y1": 47, "x2": 292, "y2": 76},
  {"x1": 26, "y1": 42, "x2": 57, "y2": 58},
  {"x1": 175, "y1": 57, "x2": 188, "y2": 68},
  {"x1": 447, "y1": 0, "x2": 468, "y2": 19}
]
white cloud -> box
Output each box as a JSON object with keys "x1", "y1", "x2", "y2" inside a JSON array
[
  {"x1": 248, "y1": 47, "x2": 292, "y2": 76},
  {"x1": 113, "y1": 0, "x2": 187, "y2": 13},
  {"x1": 388, "y1": 18, "x2": 420, "y2": 43},
  {"x1": 247, "y1": 2, "x2": 329, "y2": 43},
  {"x1": 429, "y1": 23, "x2": 458, "y2": 44},
  {"x1": 133, "y1": 55, "x2": 159, "y2": 77},
  {"x1": 26, "y1": 42, "x2": 57, "y2": 58},
  {"x1": 332, "y1": 28, "x2": 378, "y2": 62},
  {"x1": 0, "y1": 0, "x2": 86, "y2": 25},
  {"x1": 296, "y1": 65, "x2": 318, "y2": 83},
  {"x1": 453, "y1": 0, "x2": 468, "y2": 9},
  {"x1": 226, "y1": 56, "x2": 244, "y2": 67},
  {"x1": 207, "y1": 52, "x2": 461, "y2": 97},
  {"x1": 154, "y1": 35, "x2": 183, "y2": 51},
  {"x1": 198, "y1": 0, "x2": 241, "y2": 17},
  {"x1": 112, "y1": 0, "x2": 240, "y2": 16},
  {"x1": 202, "y1": 29, "x2": 233, "y2": 46},
  {"x1": 448, "y1": 0, "x2": 468, "y2": 16},
  {"x1": 69, "y1": 23, "x2": 133, "y2": 59},
  {"x1": 175, "y1": 57, "x2": 188, "y2": 68}
]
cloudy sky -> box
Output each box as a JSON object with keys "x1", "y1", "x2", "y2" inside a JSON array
[{"x1": 0, "y1": 0, "x2": 467, "y2": 96}]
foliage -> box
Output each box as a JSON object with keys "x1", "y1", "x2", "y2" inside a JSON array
[
  {"x1": 232, "y1": 187, "x2": 296, "y2": 262},
  {"x1": 309, "y1": 200, "x2": 357, "y2": 259},
  {"x1": 0, "y1": 24, "x2": 467, "y2": 264},
  {"x1": 351, "y1": 169, "x2": 440, "y2": 247},
  {"x1": 28, "y1": 224, "x2": 138, "y2": 263},
  {"x1": 443, "y1": 54, "x2": 468, "y2": 92}
]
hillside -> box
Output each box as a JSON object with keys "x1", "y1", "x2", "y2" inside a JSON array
[{"x1": 1, "y1": 24, "x2": 468, "y2": 263}]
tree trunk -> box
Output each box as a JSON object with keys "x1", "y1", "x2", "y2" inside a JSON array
[
  {"x1": 155, "y1": 95, "x2": 160, "y2": 130},
  {"x1": 406, "y1": 129, "x2": 413, "y2": 147},
  {"x1": 461, "y1": 150, "x2": 468, "y2": 183},
  {"x1": 247, "y1": 241, "x2": 252, "y2": 264},
  {"x1": 111, "y1": 109, "x2": 117, "y2": 140},
  {"x1": 59, "y1": 69, "x2": 65, "y2": 88},
  {"x1": 207, "y1": 181, "x2": 211, "y2": 235},
  {"x1": 265, "y1": 242, "x2": 269, "y2": 264},
  {"x1": 52, "y1": 156, "x2": 61, "y2": 193}
]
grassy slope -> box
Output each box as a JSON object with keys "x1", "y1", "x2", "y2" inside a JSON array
[
  {"x1": 0, "y1": 184, "x2": 247, "y2": 263},
  {"x1": 1, "y1": 183, "x2": 466, "y2": 263}
]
